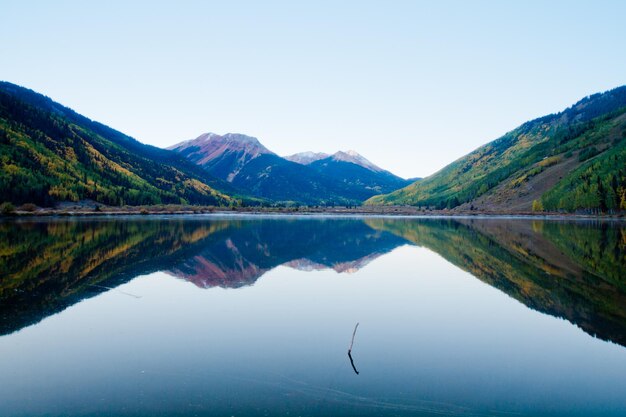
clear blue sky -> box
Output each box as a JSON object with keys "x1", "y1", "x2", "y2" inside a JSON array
[{"x1": 2, "y1": 1, "x2": 625, "y2": 178}]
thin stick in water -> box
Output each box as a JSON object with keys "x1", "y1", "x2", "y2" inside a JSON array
[{"x1": 348, "y1": 322, "x2": 360, "y2": 375}]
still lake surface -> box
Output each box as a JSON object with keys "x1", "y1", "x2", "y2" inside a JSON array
[{"x1": 0, "y1": 215, "x2": 625, "y2": 417}]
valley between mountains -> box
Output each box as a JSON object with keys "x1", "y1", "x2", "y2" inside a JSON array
[{"x1": 1, "y1": 80, "x2": 625, "y2": 214}]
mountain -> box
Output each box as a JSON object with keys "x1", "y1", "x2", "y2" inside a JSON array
[
  {"x1": 224, "y1": 153, "x2": 357, "y2": 204},
  {"x1": 329, "y1": 150, "x2": 384, "y2": 172},
  {"x1": 167, "y1": 133, "x2": 274, "y2": 182},
  {"x1": 285, "y1": 149, "x2": 386, "y2": 173},
  {"x1": 170, "y1": 135, "x2": 347, "y2": 204},
  {"x1": 170, "y1": 134, "x2": 411, "y2": 204},
  {"x1": 286, "y1": 149, "x2": 385, "y2": 171},
  {"x1": 307, "y1": 152, "x2": 412, "y2": 200},
  {"x1": 284, "y1": 151, "x2": 329, "y2": 165},
  {"x1": 170, "y1": 133, "x2": 346, "y2": 204},
  {"x1": 366, "y1": 86, "x2": 626, "y2": 212},
  {"x1": 0, "y1": 82, "x2": 237, "y2": 207}
]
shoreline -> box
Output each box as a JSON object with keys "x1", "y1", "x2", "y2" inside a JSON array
[{"x1": 1, "y1": 205, "x2": 624, "y2": 220}]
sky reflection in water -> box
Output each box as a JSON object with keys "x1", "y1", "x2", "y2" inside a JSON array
[{"x1": 0, "y1": 216, "x2": 625, "y2": 416}]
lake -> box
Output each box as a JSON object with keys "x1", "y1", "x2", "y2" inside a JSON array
[{"x1": 0, "y1": 215, "x2": 625, "y2": 416}]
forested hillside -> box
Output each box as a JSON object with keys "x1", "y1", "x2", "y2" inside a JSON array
[
  {"x1": 0, "y1": 82, "x2": 234, "y2": 207},
  {"x1": 367, "y1": 86, "x2": 626, "y2": 213}
]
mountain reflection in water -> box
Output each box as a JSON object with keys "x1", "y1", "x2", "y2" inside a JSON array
[{"x1": 1, "y1": 216, "x2": 625, "y2": 347}]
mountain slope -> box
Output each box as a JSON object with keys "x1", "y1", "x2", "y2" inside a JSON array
[
  {"x1": 227, "y1": 153, "x2": 353, "y2": 204},
  {"x1": 170, "y1": 133, "x2": 352, "y2": 204},
  {"x1": 168, "y1": 133, "x2": 274, "y2": 182},
  {"x1": 171, "y1": 135, "x2": 411, "y2": 204},
  {"x1": 328, "y1": 150, "x2": 385, "y2": 172},
  {"x1": 0, "y1": 82, "x2": 236, "y2": 206},
  {"x1": 366, "y1": 86, "x2": 626, "y2": 212},
  {"x1": 284, "y1": 151, "x2": 329, "y2": 165},
  {"x1": 458, "y1": 111, "x2": 626, "y2": 212},
  {"x1": 539, "y1": 116, "x2": 626, "y2": 212},
  {"x1": 308, "y1": 155, "x2": 412, "y2": 200}
]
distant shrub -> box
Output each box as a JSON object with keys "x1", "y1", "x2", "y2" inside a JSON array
[
  {"x1": 579, "y1": 147, "x2": 600, "y2": 162},
  {"x1": 510, "y1": 175, "x2": 527, "y2": 188},
  {"x1": 538, "y1": 156, "x2": 561, "y2": 168},
  {"x1": 532, "y1": 199, "x2": 544, "y2": 212},
  {"x1": 0, "y1": 202, "x2": 16, "y2": 215},
  {"x1": 18, "y1": 203, "x2": 38, "y2": 212}
]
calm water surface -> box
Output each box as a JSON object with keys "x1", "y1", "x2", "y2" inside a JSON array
[{"x1": 0, "y1": 215, "x2": 625, "y2": 416}]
